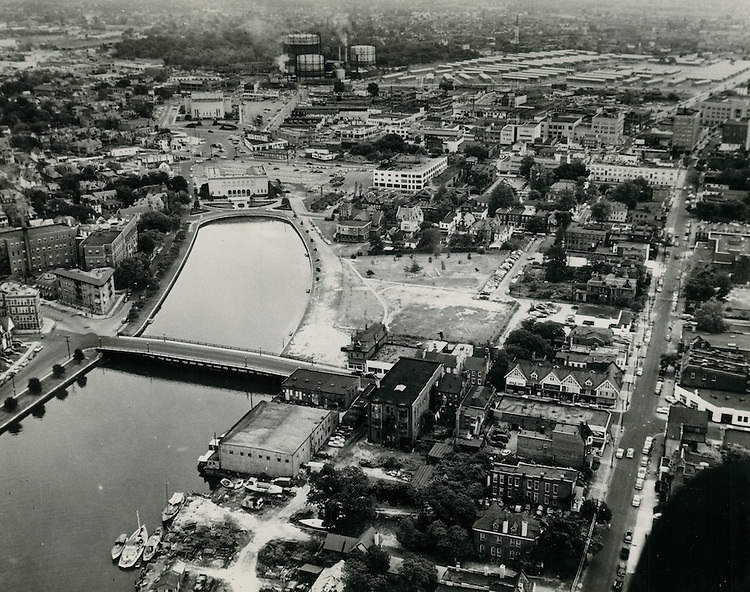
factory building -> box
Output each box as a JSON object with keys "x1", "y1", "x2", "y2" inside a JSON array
[{"x1": 217, "y1": 401, "x2": 339, "y2": 478}]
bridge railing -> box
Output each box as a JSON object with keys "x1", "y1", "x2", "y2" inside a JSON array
[{"x1": 134, "y1": 335, "x2": 313, "y2": 363}]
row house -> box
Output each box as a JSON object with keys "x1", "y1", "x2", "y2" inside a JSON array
[
  {"x1": 435, "y1": 373, "x2": 469, "y2": 418},
  {"x1": 504, "y1": 361, "x2": 622, "y2": 407},
  {"x1": 472, "y1": 504, "x2": 541, "y2": 564},
  {"x1": 489, "y1": 462, "x2": 579, "y2": 510},
  {"x1": 456, "y1": 385, "x2": 496, "y2": 442}
]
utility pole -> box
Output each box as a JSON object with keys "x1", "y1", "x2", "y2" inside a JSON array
[{"x1": 64, "y1": 336, "x2": 71, "y2": 358}]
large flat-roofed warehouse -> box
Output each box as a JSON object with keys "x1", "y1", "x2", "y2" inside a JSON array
[{"x1": 218, "y1": 401, "x2": 338, "y2": 478}]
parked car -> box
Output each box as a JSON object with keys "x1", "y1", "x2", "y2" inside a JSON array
[
  {"x1": 635, "y1": 478, "x2": 644, "y2": 490},
  {"x1": 613, "y1": 579, "x2": 624, "y2": 590},
  {"x1": 656, "y1": 406, "x2": 669, "y2": 415},
  {"x1": 620, "y1": 546, "x2": 631, "y2": 560},
  {"x1": 617, "y1": 564, "x2": 627, "y2": 578},
  {"x1": 616, "y1": 448, "x2": 624, "y2": 459},
  {"x1": 636, "y1": 368, "x2": 643, "y2": 376},
  {"x1": 624, "y1": 529, "x2": 633, "y2": 544},
  {"x1": 626, "y1": 448, "x2": 635, "y2": 459},
  {"x1": 632, "y1": 495, "x2": 642, "y2": 508}
]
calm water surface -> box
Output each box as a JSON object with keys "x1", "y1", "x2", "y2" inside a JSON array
[
  {"x1": 0, "y1": 217, "x2": 308, "y2": 591},
  {"x1": 0, "y1": 363, "x2": 278, "y2": 592},
  {"x1": 143, "y1": 217, "x2": 311, "y2": 352}
]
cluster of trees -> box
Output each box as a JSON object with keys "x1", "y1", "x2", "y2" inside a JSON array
[
  {"x1": 704, "y1": 154, "x2": 750, "y2": 192},
  {"x1": 375, "y1": 41, "x2": 478, "y2": 67},
  {"x1": 518, "y1": 156, "x2": 591, "y2": 205},
  {"x1": 488, "y1": 183, "x2": 518, "y2": 217},
  {"x1": 0, "y1": 70, "x2": 79, "y2": 135},
  {"x1": 343, "y1": 548, "x2": 436, "y2": 592},
  {"x1": 684, "y1": 261, "x2": 732, "y2": 303},
  {"x1": 398, "y1": 453, "x2": 490, "y2": 564},
  {"x1": 694, "y1": 299, "x2": 728, "y2": 333},
  {"x1": 692, "y1": 198, "x2": 750, "y2": 223},
  {"x1": 308, "y1": 465, "x2": 377, "y2": 536},
  {"x1": 608, "y1": 178, "x2": 653, "y2": 209},
  {"x1": 505, "y1": 319, "x2": 565, "y2": 360},
  {"x1": 115, "y1": 28, "x2": 277, "y2": 73},
  {"x1": 348, "y1": 133, "x2": 423, "y2": 161},
  {"x1": 531, "y1": 500, "x2": 609, "y2": 578}
]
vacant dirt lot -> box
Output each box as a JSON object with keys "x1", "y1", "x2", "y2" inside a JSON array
[{"x1": 377, "y1": 283, "x2": 517, "y2": 344}]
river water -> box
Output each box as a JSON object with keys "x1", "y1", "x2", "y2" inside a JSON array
[
  {"x1": 0, "y1": 217, "x2": 311, "y2": 591},
  {"x1": 144, "y1": 217, "x2": 311, "y2": 352}
]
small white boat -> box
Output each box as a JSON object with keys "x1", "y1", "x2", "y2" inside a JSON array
[
  {"x1": 161, "y1": 492, "x2": 186, "y2": 523},
  {"x1": 110, "y1": 533, "x2": 128, "y2": 561},
  {"x1": 220, "y1": 478, "x2": 233, "y2": 488},
  {"x1": 233, "y1": 479, "x2": 244, "y2": 490},
  {"x1": 118, "y1": 512, "x2": 148, "y2": 569},
  {"x1": 142, "y1": 527, "x2": 162, "y2": 562}
]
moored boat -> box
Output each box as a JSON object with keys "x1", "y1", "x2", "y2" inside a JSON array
[
  {"x1": 220, "y1": 478, "x2": 233, "y2": 488},
  {"x1": 118, "y1": 512, "x2": 148, "y2": 569},
  {"x1": 110, "y1": 533, "x2": 128, "y2": 561},
  {"x1": 161, "y1": 492, "x2": 186, "y2": 523},
  {"x1": 142, "y1": 527, "x2": 162, "y2": 562},
  {"x1": 233, "y1": 479, "x2": 244, "y2": 489}
]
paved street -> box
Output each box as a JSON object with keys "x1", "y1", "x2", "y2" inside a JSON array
[{"x1": 582, "y1": 170, "x2": 690, "y2": 592}]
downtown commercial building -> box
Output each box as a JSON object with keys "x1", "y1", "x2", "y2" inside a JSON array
[{"x1": 372, "y1": 155, "x2": 448, "y2": 193}]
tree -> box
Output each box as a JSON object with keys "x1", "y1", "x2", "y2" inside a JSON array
[
  {"x1": 344, "y1": 558, "x2": 387, "y2": 592},
  {"x1": 73, "y1": 348, "x2": 85, "y2": 362},
  {"x1": 488, "y1": 182, "x2": 518, "y2": 216},
  {"x1": 694, "y1": 298, "x2": 728, "y2": 333},
  {"x1": 399, "y1": 555, "x2": 437, "y2": 592},
  {"x1": 505, "y1": 328, "x2": 554, "y2": 360},
  {"x1": 138, "y1": 211, "x2": 174, "y2": 233},
  {"x1": 544, "y1": 243, "x2": 569, "y2": 282},
  {"x1": 580, "y1": 499, "x2": 612, "y2": 523},
  {"x1": 519, "y1": 155, "x2": 535, "y2": 181},
  {"x1": 464, "y1": 144, "x2": 489, "y2": 161},
  {"x1": 405, "y1": 260, "x2": 423, "y2": 274},
  {"x1": 418, "y1": 229, "x2": 442, "y2": 254},
  {"x1": 137, "y1": 231, "x2": 159, "y2": 255},
  {"x1": 684, "y1": 262, "x2": 733, "y2": 302},
  {"x1": 168, "y1": 175, "x2": 189, "y2": 193},
  {"x1": 367, "y1": 82, "x2": 379, "y2": 97},
  {"x1": 52, "y1": 364, "x2": 65, "y2": 378},
  {"x1": 3, "y1": 396, "x2": 18, "y2": 411},
  {"x1": 554, "y1": 160, "x2": 589, "y2": 180},
  {"x1": 27, "y1": 377, "x2": 42, "y2": 393},
  {"x1": 364, "y1": 545, "x2": 391, "y2": 574},
  {"x1": 114, "y1": 254, "x2": 152, "y2": 290},
  {"x1": 590, "y1": 200, "x2": 612, "y2": 224},
  {"x1": 554, "y1": 188, "x2": 577, "y2": 212},
  {"x1": 533, "y1": 514, "x2": 590, "y2": 578},
  {"x1": 526, "y1": 216, "x2": 547, "y2": 235},
  {"x1": 308, "y1": 465, "x2": 376, "y2": 535},
  {"x1": 487, "y1": 350, "x2": 511, "y2": 390}
]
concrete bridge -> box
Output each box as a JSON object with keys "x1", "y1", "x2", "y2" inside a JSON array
[{"x1": 97, "y1": 335, "x2": 351, "y2": 379}]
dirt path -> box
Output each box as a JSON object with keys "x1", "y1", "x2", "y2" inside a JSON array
[{"x1": 178, "y1": 486, "x2": 312, "y2": 592}]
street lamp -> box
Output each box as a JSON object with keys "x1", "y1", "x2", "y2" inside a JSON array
[
  {"x1": 64, "y1": 335, "x2": 71, "y2": 358},
  {"x1": 11, "y1": 374, "x2": 15, "y2": 396}
]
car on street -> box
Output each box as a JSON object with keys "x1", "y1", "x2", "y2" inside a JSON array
[
  {"x1": 656, "y1": 406, "x2": 669, "y2": 415},
  {"x1": 616, "y1": 448, "x2": 624, "y2": 459},
  {"x1": 635, "y1": 478, "x2": 644, "y2": 490},
  {"x1": 626, "y1": 448, "x2": 635, "y2": 458},
  {"x1": 617, "y1": 564, "x2": 627, "y2": 578},
  {"x1": 624, "y1": 529, "x2": 633, "y2": 544},
  {"x1": 632, "y1": 495, "x2": 642, "y2": 508},
  {"x1": 620, "y1": 546, "x2": 630, "y2": 560},
  {"x1": 613, "y1": 578, "x2": 624, "y2": 590},
  {"x1": 636, "y1": 368, "x2": 643, "y2": 376},
  {"x1": 640, "y1": 456, "x2": 649, "y2": 467}
]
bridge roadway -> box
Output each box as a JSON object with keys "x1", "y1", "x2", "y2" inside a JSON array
[{"x1": 97, "y1": 335, "x2": 352, "y2": 378}]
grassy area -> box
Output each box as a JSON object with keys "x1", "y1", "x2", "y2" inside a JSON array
[
  {"x1": 353, "y1": 251, "x2": 509, "y2": 292},
  {"x1": 510, "y1": 266, "x2": 573, "y2": 301}
]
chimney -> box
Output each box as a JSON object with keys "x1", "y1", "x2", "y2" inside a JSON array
[
  {"x1": 499, "y1": 564, "x2": 506, "y2": 579},
  {"x1": 502, "y1": 520, "x2": 509, "y2": 533},
  {"x1": 521, "y1": 521, "x2": 528, "y2": 537}
]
